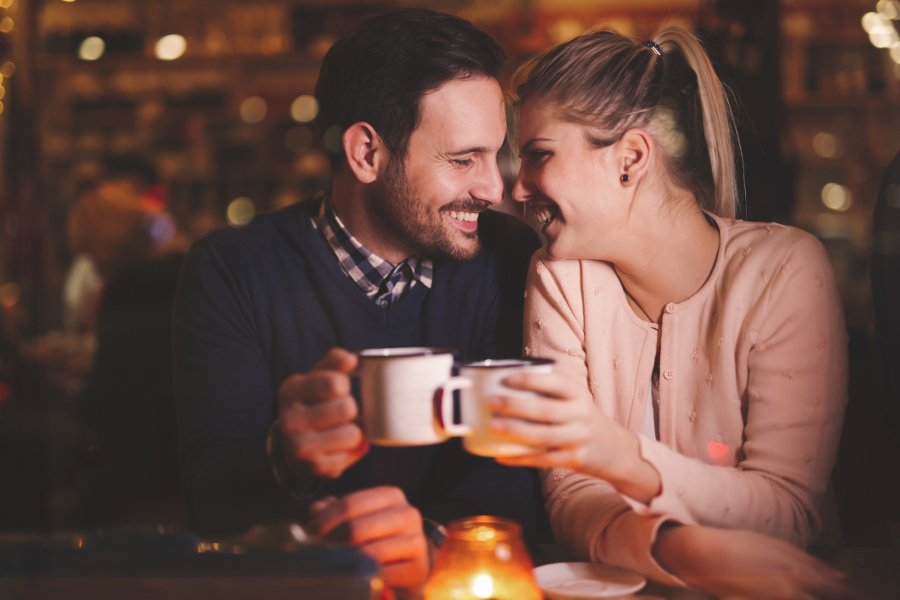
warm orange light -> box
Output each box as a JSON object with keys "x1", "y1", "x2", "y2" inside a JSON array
[{"x1": 423, "y1": 516, "x2": 541, "y2": 600}]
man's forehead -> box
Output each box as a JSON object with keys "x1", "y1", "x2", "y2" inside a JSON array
[{"x1": 415, "y1": 77, "x2": 507, "y2": 146}]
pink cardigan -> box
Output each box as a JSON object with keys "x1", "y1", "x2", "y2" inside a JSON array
[{"x1": 523, "y1": 213, "x2": 848, "y2": 585}]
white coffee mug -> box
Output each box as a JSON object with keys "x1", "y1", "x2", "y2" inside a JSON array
[
  {"x1": 454, "y1": 358, "x2": 555, "y2": 457},
  {"x1": 358, "y1": 347, "x2": 471, "y2": 447}
]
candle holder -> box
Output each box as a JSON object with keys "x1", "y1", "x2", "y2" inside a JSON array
[{"x1": 423, "y1": 516, "x2": 541, "y2": 600}]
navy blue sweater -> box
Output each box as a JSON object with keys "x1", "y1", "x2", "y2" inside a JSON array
[{"x1": 173, "y1": 199, "x2": 543, "y2": 538}]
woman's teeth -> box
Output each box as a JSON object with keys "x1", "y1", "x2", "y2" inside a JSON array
[
  {"x1": 449, "y1": 211, "x2": 479, "y2": 222},
  {"x1": 534, "y1": 207, "x2": 555, "y2": 225}
]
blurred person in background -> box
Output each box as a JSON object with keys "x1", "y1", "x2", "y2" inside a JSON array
[{"x1": 66, "y1": 178, "x2": 186, "y2": 528}]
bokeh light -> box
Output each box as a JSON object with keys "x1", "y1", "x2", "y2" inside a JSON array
[
  {"x1": 285, "y1": 126, "x2": 313, "y2": 154},
  {"x1": 0, "y1": 18, "x2": 14, "y2": 34},
  {"x1": 322, "y1": 125, "x2": 343, "y2": 154},
  {"x1": 0, "y1": 0, "x2": 13, "y2": 9},
  {"x1": 891, "y1": 42, "x2": 900, "y2": 64},
  {"x1": 78, "y1": 36, "x2": 105, "y2": 61},
  {"x1": 821, "y1": 183, "x2": 852, "y2": 211},
  {"x1": 239, "y1": 96, "x2": 267, "y2": 124},
  {"x1": 0, "y1": 86, "x2": 5, "y2": 101},
  {"x1": 0, "y1": 382, "x2": 10, "y2": 404},
  {"x1": 877, "y1": 0, "x2": 899, "y2": 20},
  {"x1": 0, "y1": 282, "x2": 21, "y2": 308},
  {"x1": 155, "y1": 34, "x2": 187, "y2": 61},
  {"x1": 863, "y1": 12, "x2": 886, "y2": 33},
  {"x1": 227, "y1": 197, "x2": 256, "y2": 227},
  {"x1": 813, "y1": 132, "x2": 840, "y2": 158},
  {"x1": 0, "y1": 61, "x2": 14, "y2": 78},
  {"x1": 290, "y1": 95, "x2": 319, "y2": 123}
]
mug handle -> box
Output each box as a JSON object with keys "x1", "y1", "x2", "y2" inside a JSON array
[{"x1": 435, "y1": 376, "x2": 472, "y2": 436}]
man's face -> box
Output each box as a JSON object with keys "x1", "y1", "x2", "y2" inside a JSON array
[{"x1": 370, "y1": 76, "x2": 506, "y2": 261}]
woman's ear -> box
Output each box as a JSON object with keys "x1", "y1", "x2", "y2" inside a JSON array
[
  {"x1": 617, "y1": 129, "x2": 653, "y2": 186},
  {"x1": 343, "y1": 122, "x2": 390, "y2": 184}
]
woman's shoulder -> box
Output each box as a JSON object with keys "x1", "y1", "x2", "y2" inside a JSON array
[
  {"x1": 719, "y1": 218, "x2": 827, "y2": 267},
  {"x1": 716, "y1": 217, "x2": 834, "y2": 293}
]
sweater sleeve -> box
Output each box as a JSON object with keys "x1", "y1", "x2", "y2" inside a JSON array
[
  {"x1": 523, "y1": 253, "x2": 685, "y2": 586},
  {"x1": 173, "y1": 238, "x2": 304, "y2": 534},
  {"x1": 624, "y1": 237, "x2": 848, "y2": 548}
]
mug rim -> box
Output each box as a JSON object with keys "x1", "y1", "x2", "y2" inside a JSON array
[
  {"x1": 458, "y1": 357, "x2": 555, "y2": 369},
  {"x1": 359, "y1": 346, "x2": 456, "y2": 359}
]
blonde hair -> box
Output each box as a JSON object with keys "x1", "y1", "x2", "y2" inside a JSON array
[
  {"x1": 67, "y1": 180, "x2": 154, "y2": 276},
  {"x1": 509, "y1": 25, "x2": 740, "y2": 219}
]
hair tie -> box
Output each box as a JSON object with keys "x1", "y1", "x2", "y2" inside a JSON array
[{"x1": 643, "y1": 40, "x2": 663, "y2": 56}]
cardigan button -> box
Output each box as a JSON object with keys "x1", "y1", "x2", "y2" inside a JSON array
[
  {"x1": 665, "y1": 303, "x2": 677, "y2": 314},
  {"x1": 663, "y1": 369, "x2": 675, "y2": 380}
]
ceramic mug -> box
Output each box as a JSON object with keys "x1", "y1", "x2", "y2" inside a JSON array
[
  {"x1": 448, "y1": 358, "x2": 555, "y2": 457},
  {"x1": 357, "y1": 347, "x2": 470, "y2": 446}
]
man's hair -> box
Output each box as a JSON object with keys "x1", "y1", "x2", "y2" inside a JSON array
[{"x1": 314, "y1": 8, "x2": 506, "y2": 173}]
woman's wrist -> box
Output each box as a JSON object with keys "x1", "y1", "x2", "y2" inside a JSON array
[{"x1": 593, "y1": 428, "x2": 662, "y2": 504}]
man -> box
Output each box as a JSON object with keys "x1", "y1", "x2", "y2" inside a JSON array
[{"x1": 173, "y1": 8, "x2": 541, "y2": 597}]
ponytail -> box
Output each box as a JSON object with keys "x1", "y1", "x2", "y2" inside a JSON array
[{"x1": 654, "y1": 26, "x2": 739, "y2": 218}]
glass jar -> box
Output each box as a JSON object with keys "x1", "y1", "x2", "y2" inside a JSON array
[{"x1": 423, "y1": 516, "x2": 542, "y2": 600}]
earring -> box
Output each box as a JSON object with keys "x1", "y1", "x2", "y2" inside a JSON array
[{"x1": 620, "y1": 174, "x2": 630, "y2": 183}]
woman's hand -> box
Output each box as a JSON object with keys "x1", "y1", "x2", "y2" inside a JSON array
[
  {"x1": 489, "y1": 372, "x2": 661, "y2": 503},
  {"x1": 654, "y1": 524, "x2": 850, "y2": 600}
]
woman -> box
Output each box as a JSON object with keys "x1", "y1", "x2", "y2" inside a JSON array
[{"x1": 492, "y1": 26, "x2": 849, "y2": 599}]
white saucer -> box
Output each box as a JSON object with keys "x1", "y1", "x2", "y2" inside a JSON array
[{"x1": 533, "y1": 562, "x2": 647, "y2": 599}]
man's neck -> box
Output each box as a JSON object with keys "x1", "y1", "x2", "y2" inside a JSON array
[{"x1": 330, "y1": 177, "x2": 416, "y2": 265}]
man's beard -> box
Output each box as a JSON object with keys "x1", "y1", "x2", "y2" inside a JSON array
[{"x1": 370, "y1": 156, "x2": 487, "y2": 262}]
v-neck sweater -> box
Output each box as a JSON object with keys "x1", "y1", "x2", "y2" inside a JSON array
[
  {"x1": 523, "y1": 213, "x2": 848, "y2": 586},
  {"x1": 173, "y1": 198, "x2": 542, "y2": 536}
]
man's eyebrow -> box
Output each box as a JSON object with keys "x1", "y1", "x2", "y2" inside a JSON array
[
  {"x1": 521, "y1": 138, "x2": 552, "y2": 152},
  {"x1": 448, "y1": 147, "x2": 489, "y2": 156}
]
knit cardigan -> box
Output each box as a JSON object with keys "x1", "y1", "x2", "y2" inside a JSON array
[{"x1": 523, "y1": 213, "x2": 848, "y2": 585}]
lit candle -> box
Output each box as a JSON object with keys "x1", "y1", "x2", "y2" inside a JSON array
[{"x1": 423, "y1": 516, "x2": 541, "y2": 600}]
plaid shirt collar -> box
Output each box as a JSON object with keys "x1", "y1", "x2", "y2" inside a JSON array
[{"x1": 311, "y1": 191, "x2": 433, "y2": 308}]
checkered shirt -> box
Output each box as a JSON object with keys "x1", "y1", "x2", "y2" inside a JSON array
[{"x1": 310, "y1": 191, "x2": 433, "y2": 308}]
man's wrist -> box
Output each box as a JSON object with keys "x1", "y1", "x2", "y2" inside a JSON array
[{"x1": 265, "y1": 420, "x2": 322, "y2": 501}]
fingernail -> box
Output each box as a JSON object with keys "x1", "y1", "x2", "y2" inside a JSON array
[
  {"x1": 504, "y1": 374, "x2": 525, "y2": 385},
  {"x1": 491, "y1": 418, "x2": 506, "y2": 432},
  {"x1": 489, "y1": 396, "x2": 505, "y2": 409}
]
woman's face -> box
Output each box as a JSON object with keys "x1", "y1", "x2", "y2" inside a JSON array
[{"x1": 512, "y1": 100, "x2": 625, "y2": 260}]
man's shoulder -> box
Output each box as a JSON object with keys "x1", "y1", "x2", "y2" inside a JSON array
[{"x1": 195, "y1": 200, "x2": 315, "y2": 265}]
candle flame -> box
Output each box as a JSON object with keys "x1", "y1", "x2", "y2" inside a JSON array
[{"x1": 472, "y1": 574, "x2": 493, "y2": 599}]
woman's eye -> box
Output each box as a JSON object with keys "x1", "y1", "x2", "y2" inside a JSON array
[{"x1": 528, "y1": 150, "x2": 551, "y2": 161}]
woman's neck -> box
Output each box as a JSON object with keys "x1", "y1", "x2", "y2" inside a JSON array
[{"x1": 612, "y1": 200, "x2": 720, "y2": 324}]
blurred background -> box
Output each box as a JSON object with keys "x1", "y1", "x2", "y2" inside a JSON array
[{"x1": 0, "y1": 0, "x2": 897, "y2": 547}]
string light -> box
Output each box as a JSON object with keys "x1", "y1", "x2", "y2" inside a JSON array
[{"x1": 239, "y1": 96, "x2": 267, "y2": 124}]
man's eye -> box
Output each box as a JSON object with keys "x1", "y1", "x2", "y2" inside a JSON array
[{"x1": 452, "y1": 158, "x2": 474, "y2": 167}]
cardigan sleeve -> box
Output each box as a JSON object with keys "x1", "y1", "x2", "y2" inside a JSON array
[
  {"x1": 523, "y1": 252, "x2": 685, "y2": 587},
  {"x1": 624, "y1": 236, "x2": 848, "y2": 548}
]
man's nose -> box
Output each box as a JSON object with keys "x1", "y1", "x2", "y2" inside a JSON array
[{"x1": 474, "y1": 160, "x2": 504, "y2": 206}]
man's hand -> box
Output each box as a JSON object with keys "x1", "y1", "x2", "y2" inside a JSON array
[
  {"x1": 308, "y1": 486, "x2": 430, "y2": 598},
  {"x1": 277, "y1": 348, "x2": 368, "y2": 484},
  {"x1": 654, "y1": 524, "x2": 850, "y2": 600}
]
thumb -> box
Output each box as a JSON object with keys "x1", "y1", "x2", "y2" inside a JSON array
[{"x1": 312, "y1": 347, "x2": 358, "y2": 374}]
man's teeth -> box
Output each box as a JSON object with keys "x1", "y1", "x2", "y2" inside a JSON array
[
  {"x1": 534, "y1": 208, "x2": 555, "y2": 225},
  {"x1": 449, "y1": 211, "x2": 479, "y2": 222}
]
